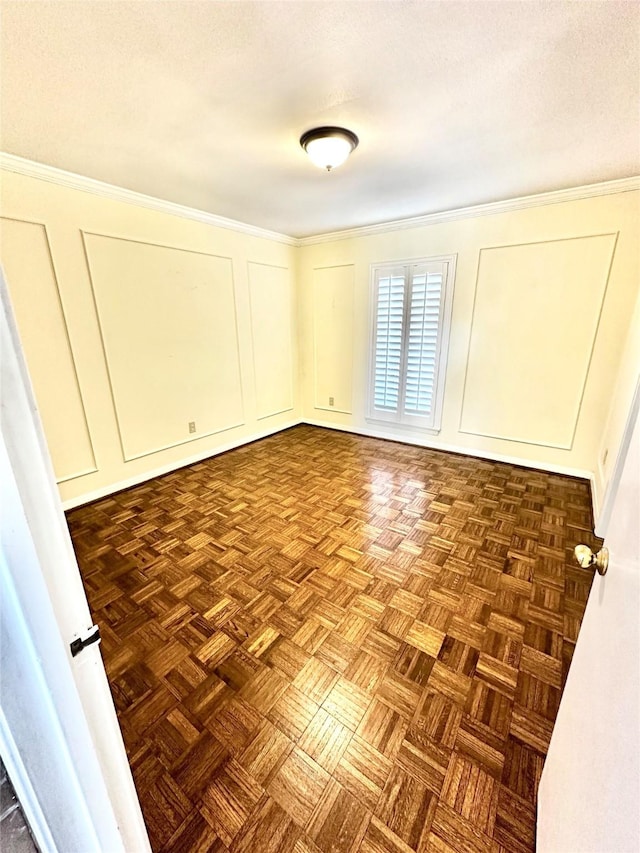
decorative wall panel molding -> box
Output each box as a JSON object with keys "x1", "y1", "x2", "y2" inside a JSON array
[
  {"x1": 459, "y1": 233, "x2": 618, "y2": 449},
  {"x1": 313, "y1": 265, "x2": 355, "y2": 415},
  {"x1": 247, "y1": 262, "x2": 294, "y2": 420},
  {"x1": 0, "y1": 217, "x2": 97, "y2": 481},
  {"x1": 82, "y1": 231, "x2": 244, "y2": 461}
]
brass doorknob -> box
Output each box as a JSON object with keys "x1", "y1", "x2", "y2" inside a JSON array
[{"x1": 574, "y1": 544, "x2": 609, "y2": 576}]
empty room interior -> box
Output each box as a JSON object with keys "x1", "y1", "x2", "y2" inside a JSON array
[{"x1": 1, "y1": 2, "x2": 639, "y2": 852}]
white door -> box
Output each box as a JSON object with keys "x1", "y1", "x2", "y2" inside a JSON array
[
  {"x1": 537, "y1": 390, "x2": 640, "y2": 851},
  {"x1": 1, "y1": 274, "x2": 150, "y2": 851}
]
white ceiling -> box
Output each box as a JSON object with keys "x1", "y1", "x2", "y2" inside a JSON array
[{"x1": 1, "y1": 1, "x2": 639, "y2": 238}]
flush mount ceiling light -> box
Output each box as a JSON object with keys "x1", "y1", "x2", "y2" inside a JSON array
[{"x1": 300, "y1": 126, "x2": 359, "y2": 171}]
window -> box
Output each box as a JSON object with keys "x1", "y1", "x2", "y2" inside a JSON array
[{"x1": 367, "y1": 255, "x2": 456, "y2": 432}]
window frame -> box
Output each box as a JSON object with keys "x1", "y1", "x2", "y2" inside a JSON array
[{"x1": 366, "y1": 254, "x2": 457, "y2": 434}]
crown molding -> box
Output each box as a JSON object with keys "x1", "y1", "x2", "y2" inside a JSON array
[
  {"x1": 2, "y1": 152, "x2": 637, "y2": 247},
  {"x1": 0, "y1": 152, "x2": 298, "y2": 246},
  {"x1": 297, "y1": 176, "x2": 640, "y2": 246}
]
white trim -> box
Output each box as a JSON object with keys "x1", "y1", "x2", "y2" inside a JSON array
[
  {"x1": 365, "y1": 416, "x2": 440, "y2": 436},
  {"x1": 2, "y1": 270, "x2": 145, "y2": 851},
  {"x1": 314, "y1": 405, "x2": 352, "y2": 415},
  {"x1": 56, "y1": 465, "x2": 99, "y2": 484},
  {"x1": 121, "y1": 421, "x2": 246, "y2": 463},
  {"x1": 61, "y1": 418, "x2": 300, "y2": 510},
  {"x1": 458, "y1": 233, "x2": 619, "y2": 452},
  {"x1": 62, "y1": 414, "x2": 597, "y2": 512},
  {"x1": 0, "y1": 152, "x2": 297, "y2": 246},
  {"x1": 589, "y1": 472, "x2": 600, "y2": 531},
  {"x1": 0, "y1": 216, "x2": 99, "y2": 479},
  {"x1": 366, "y1": 255, "x2": 457, "y2": 432},
  {"x1": 303, "y1": 418, "x2": 595, "y2": 481},
  {"x1": 257, "y1": 406, "x2": 295, "y2": 421},
  {"x1": 0, "y1": 708, "x2": 56, "y2": 853},
  {"x1": 80, "y1": 230, "x2": 246, "y2": 463},
  {"x1": 247, "y1": 261, "x2": 296, "y2": 422},
  {"x1": 299, "y1": 177, "x2": 640, "y2": 245},
  {"x1": 312, "y1": 264, "x2": 355, "y2": 415},
  {"x1": 457, "y1": 428, "x2": 568, "y2": 451},
  {"x1": 595, "y1": 375, "x2": 640, "y2": 538},
  {"x1": 2, "y1": 153, "x2": 637, "y2": 247}
]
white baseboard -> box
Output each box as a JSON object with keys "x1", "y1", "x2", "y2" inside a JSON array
[
  {"x1": 303, "y1": 417, "x2": 595, "y2": 482},
  {"x1": 61, "y1": 419, "x2": 300, "y2": 510},
  {"x1": 63, "y1": 417, "x2": 598, "y2": 521}
]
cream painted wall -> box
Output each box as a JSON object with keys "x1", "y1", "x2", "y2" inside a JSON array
[
  {"x1": 1, "y1": 165, "x2": 637, "y2": 516},
  {"x1": 460, "y1": 235, "x2": 617, "y2": 449},
  {"x1": 312, "y1": 265, "x2": 355, "y2": 415},
  {"x1": 247, "y1": 262, "x2": 295, "y2": 421},
  {"x1": 0, "y1": 170, "x2": 299, "y2": 506},
  {"x1": 83, "y1": 234, "x2": 244, "y2": 461},
  {"x1": 593, "y1": 284, "x2": 640, "y2": 525},
  {"x1": 0, "y1": 218, "x2": 96, "y2": 483},
  {"x1": 298, "y1": 191, "x2": 639, "y2": 488}
]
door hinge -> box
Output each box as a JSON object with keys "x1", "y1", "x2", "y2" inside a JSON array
[{"x1": 70, "y1": 624, "x2": 101, "y2": 657}]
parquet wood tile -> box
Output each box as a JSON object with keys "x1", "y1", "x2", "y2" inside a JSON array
[
  {"x1": 67, "y1": 425, "x2": 601, "y2": 852},
  {"x1": 268, "y1": 684, "x2": 320, "y2": 741},
  {"x1": 429, "y1": 801, "x2": 494, "y2": 853},
  {"x1": 335, "y1": 734, "x2": 394, "y2": 811},
  {"x1": 376, "y1": 767, "x2": 437, "y2": 851},
  {"x1": 323, "y1": 677, "x2": 372, "y2": 731},
  {"x1": 440, "y1": 753, "x2": 498, "y2": 836},
  {"x1": 268, "y1": 747, "x2": 331, "y2": 828},
  {"x1": 456, "y1": 717, "x2": 507, "y2": 782},
  {"x1": 200, "y1": 758, "x2": 264, "y2": 847},
  {"x1": 231, "y1": 796, "x2": 300, "y2": 853},
  {"x1": 162, "y1": 810, "x2": 221, "y2": 853},
  {"x1": 357, "y1": 698, "x2": 409, "y2": 762},
  {"x1": 307, "y1": 779, "x2": 371, "y2": 853},
  {"x1": 396, "y1": 728, "x2": 450, "y2": 794},
  {"x1": 299, "y1": 708, "x2": 352, "y2": 774},
  {"x1": 412, "y1": 691, "x2": 462, "y2": 751},
  {"x1": 360, "y1": 816, "x2": 417, "y2": 853},
  {"x1": 345, "y1": 650, "x2": 389, "y2": 694}
]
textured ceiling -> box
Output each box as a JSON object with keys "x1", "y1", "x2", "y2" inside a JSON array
[{"x1": 1, "y1": 1, "x2": 639, "y2": 238}]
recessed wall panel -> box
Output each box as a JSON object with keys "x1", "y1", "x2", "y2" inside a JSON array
[
  {"x1": 460, "y1": 234, "x2": 617, "y2": 448},
  {"x1": 248, "y1": 262, "x2": 294, "y2": 419},
  {"x1": 83, "y1": 233, "x2": 243, "y2": 461},
  {"x1": 313, "y1": 265, "x2": 354, "y2": 414},
  {"x1": 1, "y1": 217, "x2": 96, "y2": 481}
]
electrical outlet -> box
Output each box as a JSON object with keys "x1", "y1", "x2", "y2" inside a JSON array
[
  {"x1": 329, "y1": 396, "x2": 334, "y2": 407},
  {"x1": 188, "y1": 421, "x2": 196, "y2": 434}
]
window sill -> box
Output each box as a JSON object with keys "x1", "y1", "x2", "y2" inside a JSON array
[{"x1": 365, "y1": 416, "x2": 441, "y2": 436}]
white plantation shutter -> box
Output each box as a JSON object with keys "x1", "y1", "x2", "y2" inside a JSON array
[
  {"x1": 404, "y1": 269, "x2": 443, "y2": 417},
  {"x1": 368, "y1": 257, "x2": 455, "y2": 431},
  {"x1": 373, "y1": 272, "x2": 405, "y2": 411}
]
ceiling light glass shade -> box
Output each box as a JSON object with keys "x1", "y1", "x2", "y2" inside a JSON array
[{"x1": 300, "y1": 127, "x2": 359, "y2": 171}]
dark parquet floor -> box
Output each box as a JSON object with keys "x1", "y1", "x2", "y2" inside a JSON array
[{"x1": 67, "y1": 425, "x2": 600, "y2": 853}]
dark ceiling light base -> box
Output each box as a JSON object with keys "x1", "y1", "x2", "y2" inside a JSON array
[{"x1": 300, "y1": 126, "x2": 359, "y2": 171}]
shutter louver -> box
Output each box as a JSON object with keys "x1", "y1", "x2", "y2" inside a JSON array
[
  {"x1": 368, "y1": 257, "x2": 453, "y2": 431},
  {"x1": 404, "y1": 271, "x2": 443, "y2": 417},
  {"x1": 373, "y1": 274, "x2": 405, "y2": 411}
]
